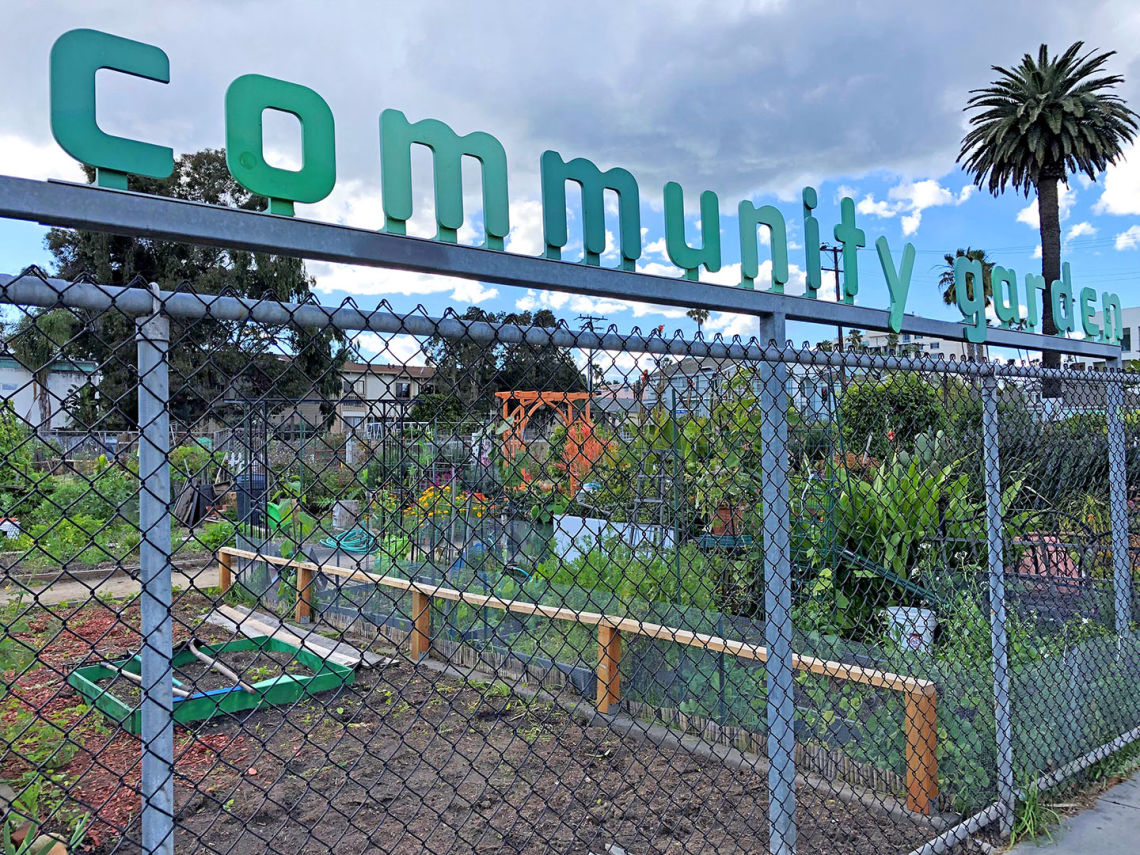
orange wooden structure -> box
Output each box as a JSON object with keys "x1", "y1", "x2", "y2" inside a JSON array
[{"x1": 494, "y1": 391, "x2": 602, "y2": 494}]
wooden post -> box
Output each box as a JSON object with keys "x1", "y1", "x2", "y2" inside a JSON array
[
  {"x1": 905, "y1": 687, "x2": 939, "y2": 814},
  {"x1": 410, "y1": 590, "x2": 431, "y2": 659},
  {"x1": 217, "y1": 550, "x2": 232, "y2": 595},
  {"x1": 295, "y1": 565, "x2": 313, "y2": 623},
  {"x1": 597, "y1": 624, "x2": 621, "y2": 713}
]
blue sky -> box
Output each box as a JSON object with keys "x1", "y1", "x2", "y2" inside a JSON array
[{"x1": 2, "y1": 1, "x2": 1140, "y2": 369}]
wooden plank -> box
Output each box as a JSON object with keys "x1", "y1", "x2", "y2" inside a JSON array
[
  {"x1": 904, "y1": 688, "x2": 939, "y2": 814},
  {"x1": 597, "y1": 625, "x2": 621, "y2": 714},
  {"x1": 217, "y1": 547, "x2": 936, "y2": 694},
  {"x1": 295, "y1": 564, "x2": 313, "y2": 623},
  {"x1": 217, "y1": 605, "x2": 359, "y2": 669},
  {"x1": 410, "y1": 590, "x2": 431, "y2": 660},
  {"x1": 222, "y1": 604, "x2": 394, "y2": 668},
  {"x1": 218, "y1": 550, "x2": 232, "y2": 594}
]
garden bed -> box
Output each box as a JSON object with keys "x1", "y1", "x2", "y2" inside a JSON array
[{"x1": 1, "y1": 591, "x2": 946, "y2": 855}]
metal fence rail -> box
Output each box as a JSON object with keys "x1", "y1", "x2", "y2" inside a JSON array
[{"x1": 0, "y1": 265, "x2": 1136, "y2": 855}]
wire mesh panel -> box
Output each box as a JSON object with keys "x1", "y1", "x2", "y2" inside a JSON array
[{"x1": 0, "y1": 266, "x2": 1137, "y2": 855}]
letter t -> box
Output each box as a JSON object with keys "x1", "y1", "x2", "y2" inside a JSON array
[{"x1": 833, "y1": 197, "x2": 865, "y2": 304}]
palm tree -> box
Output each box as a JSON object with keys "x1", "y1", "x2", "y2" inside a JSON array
[
  {"x1": 686, "y1": 307, "x2": 710, "y2": 335},
  {"x1": 845, "y1": 329, "x2": 864, "y2": 351},
  {"x1": 938, "y1": 247, "x2": 995, "y2": 306},
  {"x1": 958, "y1": 43, "x2": 1138, "y2": 368},
  {"x1": 5, "y1": 310, "x2": 75, "y2": 433}
]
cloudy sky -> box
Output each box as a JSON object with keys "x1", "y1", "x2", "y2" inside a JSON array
[{"x1": 3, "y1": 0, "x2": 1140, "y2": 365}]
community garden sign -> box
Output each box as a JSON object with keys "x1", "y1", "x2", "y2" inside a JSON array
[{"x1": 48, "y1": 28, "x2": 1124, "y2": 346}]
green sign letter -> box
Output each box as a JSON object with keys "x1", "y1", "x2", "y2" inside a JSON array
[
  {"x1": 663, "y1": 182, "x2": 720, "y2": 280},
  {"x1": 875, "y1": 237, "x2": 915, "y2": 333},
  {"x1": 955, "y1": 255, "x2": 987, "y2": 343},
  {"x1": 225, "y1": 74, "x2": 336, "y2": 216},
  {"x1": 1102, "y1": 292, "x2": 1124, "y2": 345},
  {"x1": 1024, "y1": 273, "x2": 1047, "y2": 332},
  {"x1": 802, "y1": 187, "x2": 821, "y2": 299},
  {"x1": 541, "y1": 151, "x2": 640, "y2": 270},
  {"x1": 380, "y1": 109, "x2": 509, "y2": 248},
  {"x1": 1049, "y1": 262, "x2": 1076, "y2": 335},
  {"x1": 1079, "y1": 286, "x2": 1100, "y2": 340},
  {"x1": 49, "y1": 28, "x2": 173, "y2": 190},
  {"x1": 738, "y1": 202, "x2": 788, "y2": 292},
  {"x1": 833, "y1": 197, "x2": 865, "y2": 303},
  {"x1": 992, "y1": 266, "x2": 1020, "y2": 329}
]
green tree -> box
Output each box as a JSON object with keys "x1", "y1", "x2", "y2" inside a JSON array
[
  {"x1": 958, "y1": 43, "x2": 1138, "y2": 367},
  {"x1": 4, "y1": 309, "x2": 76, "y2": 433},
  {"x1": 686, "y1": 307, "x2": 710, "y2": 335},
  {"x1": 938, "y1": 247, "x2": 995, "y2": 307},
  {"x1": 45, "y1": 150, "x2": 347, "y2": 429},
  {"x1": 425, "y1": 307, "x2": 586, "y2": 415},
  {"x1": 838, "y1": 375, "x2": 943, "y2": 458}
]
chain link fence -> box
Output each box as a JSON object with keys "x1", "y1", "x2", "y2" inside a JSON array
[{"x1": 0, "y1": 266, "x2": 1137, "y2": 854}]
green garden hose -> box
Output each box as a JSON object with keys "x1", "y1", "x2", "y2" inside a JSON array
[{"x1": 320, "y1": 525, "x2": 409, "y2": 558}]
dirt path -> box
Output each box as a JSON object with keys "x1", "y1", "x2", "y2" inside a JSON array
[{"x1": 0, "y1": 560, "x2": 218, "y2": 606}]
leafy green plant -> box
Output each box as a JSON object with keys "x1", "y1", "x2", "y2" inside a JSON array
[
  {"x1": 1, "y1": 775, "x2": 89, "y2": 855},
  {"x1": 838, "y1": 374, "x2": 943, "y2": 458},
  {"x1": 195, "y1": 520, "x2": 237, "y2": 553}
]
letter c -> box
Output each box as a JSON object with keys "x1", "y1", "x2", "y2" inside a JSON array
[{"x1": 50, "y1": 29, "x2": 173, "y2": 189}]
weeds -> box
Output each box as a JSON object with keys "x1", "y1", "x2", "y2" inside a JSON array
[{"x1": 1010, "y1": 781, "x2": 1060, "y2": 846}]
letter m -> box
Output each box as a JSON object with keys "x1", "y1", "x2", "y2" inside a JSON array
[
  {"x1": 541, "y1": 151, "x2": 641, "y2": 270},
  {"x1": 380, "y1": 109, "x2": 509, "y2": 249}
]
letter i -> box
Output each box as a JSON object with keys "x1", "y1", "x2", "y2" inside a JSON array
[{"x1": 803, "y1": 187, "x2": 821, "y2": 299}]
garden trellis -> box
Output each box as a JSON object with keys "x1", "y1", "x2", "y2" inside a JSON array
[{"x1": 0, "y1": 173, "x2": 1136, "y2": 855}]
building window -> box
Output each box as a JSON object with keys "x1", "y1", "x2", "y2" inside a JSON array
[
  {"x1": 395, "y1": 381, "x2": 412, "y2": 399},
  {"x1": 1123, "y1": 328, "x2": 1132, "y2": 353},
  {"x1": 928, "y1": 342, "x2": 940, "y2": 351}
]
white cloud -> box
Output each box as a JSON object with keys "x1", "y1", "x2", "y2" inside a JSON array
[
  {"x1": 352, "y1": 332, "x2": 428, "y2": 366},
  {"x1": 504, "y1": 199, "x2": 545, "y2": 256},
  {"x1": 1017, "y1": 183, "x2": 1075, "y2": 228},
  {"x1": 310, "y1": 262, "x2": 461, "y2": 297},
  {"x1": 1032, "y1": 244, "x2": 1043, "y2": 259},
  {"x1": 856, "y1": 195, "x2": 895, "y2": 218},
  {"x1": 449, "y1": 281, "x2": 498, "y2": 304},
  {"x1": 853, "y1": 179, "x2": 972, "y2": 235},
  {"x1": 1115, "y1": 225, "x2": 1140, "y2": 250},
  {"x1": 644, "y1": 237, "x2": 668, "y2": 258},
  {"x1": 0, "y1": 134, "x2": 84, "y2": 182},
  {"x1": 705, "y1": 311, "x2": 760, "y2": 340},
  {"x1": 1065, "y1": 221, "x2": 1097, "y2": 241},
  {"x1": 1095, "y1": 146, "x2": 1140, "y2": 215},
  {"x1": 310, "y1": 263, "x2": 492, "y2": 304}
]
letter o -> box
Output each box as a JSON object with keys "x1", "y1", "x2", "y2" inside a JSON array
[{"x1": 225, "y1": 73, "x2": 335, "y2": 215}]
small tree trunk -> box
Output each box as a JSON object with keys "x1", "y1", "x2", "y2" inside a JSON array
[
  {"x1": 1037, "y1": 178, "x2": 1063, "y2": 373},
  {"x1": 34, "y1": 373, "x2": 52, "y2": 434}
]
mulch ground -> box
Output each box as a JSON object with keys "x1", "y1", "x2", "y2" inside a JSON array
[{"x1": 2, "y1": 592, "x2": 944, "y2": 855}]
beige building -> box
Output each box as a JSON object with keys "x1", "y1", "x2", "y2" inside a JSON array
[
  {"x1": 337, "y1": 362, "x2": 436, "y2": 432},
  {"x1": 839, "y1": 331, "x2": 988, "y2": 362}
]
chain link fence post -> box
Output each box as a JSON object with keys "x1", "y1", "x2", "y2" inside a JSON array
[
  {"x1": 981, "y1": 369, "x2": 1015, "y2": 835},
  {"x1": 759, "y1": 312, "x2": 797, "y2": 855},
  {"x1": 1106, "y1": 373, "x2": 1132, "y2": 638},
  {"x1": 137, "y1": 291, "x2": 175, "y2": 855}
]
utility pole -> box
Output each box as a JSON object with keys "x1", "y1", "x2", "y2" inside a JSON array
[
  {"x1": 820, "y1": 243, "x2": 847, "y2": 391},
  {"x1": 577, "y1": 314, "x2": 607, "y2": 399}
]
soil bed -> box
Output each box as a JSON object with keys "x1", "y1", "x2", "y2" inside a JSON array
[
  {"x1": 161, "y1": 660, "x2": 939, "y2": 855},
  {"x1": 6, "y1": 592, "x2": 946, "y2": 855}
]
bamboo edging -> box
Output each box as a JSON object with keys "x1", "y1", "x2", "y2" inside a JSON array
[{"x1": 217, "y1": 546, "x2": 939, "y2": 813}]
